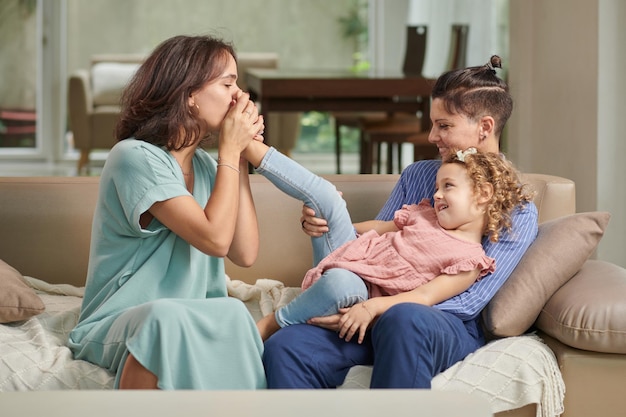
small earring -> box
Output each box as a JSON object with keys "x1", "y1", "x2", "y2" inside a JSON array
[{"x1": 195, "y1": 104, "x2": 200, "y2": 110}]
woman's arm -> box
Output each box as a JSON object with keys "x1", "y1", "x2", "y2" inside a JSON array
[
  {"x1": 149, "y1": 94, "x2": 262, "y2": 258},
  {"x1": 372, "y1": 269, "x2": 480, "y2": 310},
  {"x1": 311, "y1": 269, "x2": 480, "y2": 343},
  {"x1": 147, "y1": 153, "x2": 245, "y2": 257},
  {"x1": 150, "y1": 160, "x2": 260, "y2": 263},
  {"x1": 301, "y1": 160, "x2": 440, "y2": 237},
  {"x1": 226, "y1": 158, "x2": 260, "y2": 267},
  {"x1": 434, "y1": 204, "x2": 539, "y2": 320}
]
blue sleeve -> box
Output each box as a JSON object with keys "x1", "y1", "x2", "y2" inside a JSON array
[
  {"x1": 434, "y1": 202, "x2": 539, "y2": 320},
  {"x1": 375, "y1": 160, "x2": 441, "y2": 220}
]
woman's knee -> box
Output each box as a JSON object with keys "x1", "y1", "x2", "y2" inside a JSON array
[
  {"x1": 136, "y1": 299, "x2": 181, "y2": 323},
  {"x1": 373, "y1": 303, "x2": 436, "y2": 338},
  {"x1": 263, "y1": 325, "x2": 307, "y2": 368},
  {"x1": 380, "y1": 303, "x2": 431, "y2": 321}
]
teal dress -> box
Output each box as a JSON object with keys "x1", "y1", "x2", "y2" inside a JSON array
[{"x1": 68, "y1": 139, "x2": 266, "y2": 389}]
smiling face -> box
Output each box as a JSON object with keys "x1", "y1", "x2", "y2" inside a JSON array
[
  {"x1": 189, "y1": 53, "x2": 241, "y2": 133},
  {"x1": 433, "y1": 162, "x2": 486, "y2": 235},
  {"x1": 428, "y1": 98, "x2": 499, "y2": 160}
]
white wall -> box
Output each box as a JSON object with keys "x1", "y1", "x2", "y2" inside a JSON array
[
  {"x1": 508, "y1": 0, "x2": 626, "y2": 267},
  {"x1": 373, "y1": 0, "x2": 626, "y2": 267},
  {"x1": 597, "y1": 0, "x2": 626, "y2": 265},
  {"x1": 66, "y1": 0, "x2": 356, "y2": 74}
]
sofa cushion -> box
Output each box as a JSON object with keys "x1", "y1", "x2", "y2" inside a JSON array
[
  {"x1": 91, "y1": 62, "x2": 140, "y2": 106},
  {"x1": 482, "y1": 211, "x2": 610, "y2": 337},
  {"x1": 0, "y1": 259, "x2": 45, "y2": 323},
  {"x1": 536, "y1": 259, "x2": 626, "y2": 354}
]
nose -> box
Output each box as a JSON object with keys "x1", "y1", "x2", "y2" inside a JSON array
[
  {"x1": 427, "y1": 128, "x2": 437, "y2": 144},
  {"x1": 433, "y1": 188, "x2": 442, "y2": 200}
]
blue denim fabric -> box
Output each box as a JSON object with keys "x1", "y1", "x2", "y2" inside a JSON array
[
  {"x1": 263, "y1": 303, "x2": 481, "y2": 388},
  {"x1": 369, "y1": 303, "x2": 481, "y2": 388},
  {"x1": 255, "y1": 147, "x2": 368, "y2": 326}
]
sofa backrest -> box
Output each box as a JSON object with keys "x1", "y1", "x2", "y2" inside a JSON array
[
  {"x1": 0, "y1": 173, "x2": 575, "y2": 288},
  {"x1": 225, "y1": 173, "x2": 576, "y2": 287}
]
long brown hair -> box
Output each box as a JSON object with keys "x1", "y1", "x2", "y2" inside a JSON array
[
  {"x1": 432, "y1": 55, "x2": 512, "y2": 139},
  {"x1": 115, "y1": 35, "x2": 236, "y2": 150}
]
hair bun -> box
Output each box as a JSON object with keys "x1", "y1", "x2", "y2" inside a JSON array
[{"x1": 486, "y1": 55, "x2": 502, "y2": 73}]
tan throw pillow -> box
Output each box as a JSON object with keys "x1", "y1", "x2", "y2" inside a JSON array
[
  {"x1": 0, "y1": 259, "x2": 45, "y2": 323},
  {"x1": 537, "y1": 259, "x2": 626, "y2": 354},
  {"x1": 482, "y1": 211, "x2": 611, "y2": 337}
]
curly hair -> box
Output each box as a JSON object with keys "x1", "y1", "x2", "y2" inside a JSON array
[
  {"x1": 444, "y1": 150, "x2": 535, "y2": 242},
  {"x1": 115, "y1": 35, "x2": 236, "y2": 150}
]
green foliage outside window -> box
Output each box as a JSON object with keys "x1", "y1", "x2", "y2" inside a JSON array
[
  {"x1": 296, "y1": 111, "x2": 360, "y2": 154},
  {"x1": 295, "y1": 0, "x2": 368, "y2": 154}
]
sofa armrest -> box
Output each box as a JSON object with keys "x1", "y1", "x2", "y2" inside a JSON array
[
  {"x1": 68, "y1": 69, "x2": 92, "y2": 150},
  {"x1": 536, "y1": 259, "x2": 626, "y2": 354},
  {"x1": 521, "y1": 173, "x2": 576, "y2": 223}
]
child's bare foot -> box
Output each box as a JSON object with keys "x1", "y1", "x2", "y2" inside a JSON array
[
  {"x1": 256, "y1": 313, "x2": 281, "y2": 341},
  {"x1": 241, "y1": 140, "x2": 269, "y2": 168}
]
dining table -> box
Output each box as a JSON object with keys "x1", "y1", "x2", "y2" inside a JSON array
[{"x1": 245, "y1": 68, "x2": 435, "y2": 170}]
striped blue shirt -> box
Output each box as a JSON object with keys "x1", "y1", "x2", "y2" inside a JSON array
[{"x1": 375, "y1": 159, "x2": 538, "y2": 321}]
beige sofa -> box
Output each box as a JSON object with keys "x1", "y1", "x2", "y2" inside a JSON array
[
  {"x1": 68, "y1": 53, "x2": 300, "y2": 174},
  {"x1": 0, "y1": 174, "x2": 624, "y2": 417}
]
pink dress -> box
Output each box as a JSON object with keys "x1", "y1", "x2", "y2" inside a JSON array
[{"x1": 301, "y1": 200, "x2": 496, "y2": 298}]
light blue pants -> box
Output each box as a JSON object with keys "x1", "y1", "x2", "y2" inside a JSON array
[{"x1": 256, "y1": 147, "x2": 368, "y2": 327}]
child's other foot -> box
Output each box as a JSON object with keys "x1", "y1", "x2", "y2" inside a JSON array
[{"x1": 256, "y1": 313, "x2": 281, "y2": 341}]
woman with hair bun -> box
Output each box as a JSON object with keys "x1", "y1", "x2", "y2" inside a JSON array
[{"x1": 263, "y1": 55, "x2": 539, "y2": 389}]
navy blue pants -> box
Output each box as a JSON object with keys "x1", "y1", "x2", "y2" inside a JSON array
[{"x1": 263, "y1": 303, "x2": 483, "y2": 388}]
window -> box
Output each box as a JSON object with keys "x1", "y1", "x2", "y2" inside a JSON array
[{"x1": 0, "y1": 0, "x2": 39, "y2": 156}]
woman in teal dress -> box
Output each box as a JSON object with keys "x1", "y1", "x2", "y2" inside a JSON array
[{"x1": 68, "y1": 35, "x2": 266, "y2": 389}]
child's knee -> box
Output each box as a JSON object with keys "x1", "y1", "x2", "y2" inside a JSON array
[{"x1": 318, "y1": 269, "x2": 368, "y2": 304}]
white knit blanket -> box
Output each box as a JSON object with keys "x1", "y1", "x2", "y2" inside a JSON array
[
  {"x1": 229, "y1": 278, "x2": 565, "y2": 417},
  {"x1": 0, "y1": 277, "x2": 564, "y2": 417}
]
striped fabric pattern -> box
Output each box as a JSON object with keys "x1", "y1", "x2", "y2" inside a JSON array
[{"x1": 374, "y1": 160, "x2": 539, "y2": 321}]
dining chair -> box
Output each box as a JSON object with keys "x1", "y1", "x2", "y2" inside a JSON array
[
  {"x1": 358, "y1": 113, "x2": 438, "y2": 174},
  {"x1": 338, "y1": 23, "x2": 470, "y2": 174},
  {"x1": 333, "y1": 25, "x2": 431, "y2": 174}
]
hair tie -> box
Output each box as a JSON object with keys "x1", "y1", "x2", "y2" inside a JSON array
[
  {"x1": 455, "y1": 147, "x2": 477, "y2": 162},
  {"x1": 485, "y1": 60, "x2": 496, "y2": 73}
]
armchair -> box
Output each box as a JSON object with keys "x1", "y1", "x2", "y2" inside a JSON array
[{"x1": 68, "y1": 54, "x2": 142, "y2": 174}]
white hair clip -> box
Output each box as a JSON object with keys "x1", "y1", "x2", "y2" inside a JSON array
[{"x1": 456, "y1": 147, "x2": 477, "y2": 162}]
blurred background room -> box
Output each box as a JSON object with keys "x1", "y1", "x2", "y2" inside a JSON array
[{"x1": 0, "y1": 0, "x2": 624, "y2": 268}]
